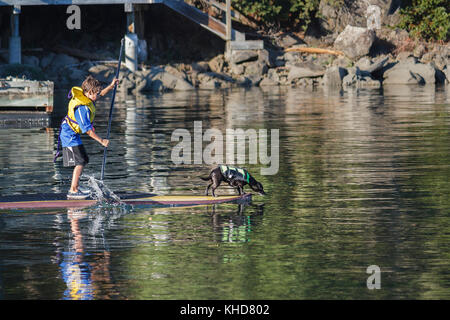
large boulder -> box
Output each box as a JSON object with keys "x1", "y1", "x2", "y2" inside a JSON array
[
  {"x1": 243, "y1": 60, "x2": 268, "y2": 85},
  {"x1": 49, "y1": 54, "x2": 79, "y2": 71},
  {"x1": 197, "y1": 72, "x2": 234, "y2": 89},
  {"x1": 230, "y1": 50, "x2": 259, "y2": 65},
  {"x1": 88, "y1": 64, "x2": 117, "y2": 83},
  {"x1": 334, "y1": 25, "x2": 376, "y2": 59},
  {"x1": 67, "y1": 67, "x2": 87, "y2": 82},
  {"x1": 356, "y1": 56, "x2": 389, "y2": 74},
  {"x1": 323, "y1": 66, "x2": 348, "y2": 87},
  {"x1": 319, "y1": 0, "x2": 402, "y2": 34},
  {"x1": 343, "y1": 67, "x2": 381, "y2": 88},
  {"x1": 208, "y1": 54, "x2": 225, "y2": 73},
  {"x1": 22, "y1": 55, "x2": 40, "y2": 68},
  {"x1": 40, "y1": 52, "x2": 56, "y2": 70},
  {"x1": 444, "y1": 65, "x2": 450, "y2": 84},
  {"x1": 288, "y1": 62, "x2": 326, "y2": 81},
  {"x1": 135, "y1": 66, "x2": 194, "y2": 92},
  {"x1": 383, "y1": 58, "x2": 437, "y2": 85}
]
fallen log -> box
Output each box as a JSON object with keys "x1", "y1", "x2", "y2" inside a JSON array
[{"x1": 286, "y1": 47, "x2": 344, "y2": 56}]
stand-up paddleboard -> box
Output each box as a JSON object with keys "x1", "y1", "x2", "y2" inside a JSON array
[{"x1": 0, "y1": 192, "x2": 252, "y2": 210}]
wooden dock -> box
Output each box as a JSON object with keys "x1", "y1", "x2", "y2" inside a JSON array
[
  {"x1": 0, "y1": 0, "x2": 264, "y2": 67},
  {"x1": 0, "y1": 77, "x2": 54, "y2": 113}
]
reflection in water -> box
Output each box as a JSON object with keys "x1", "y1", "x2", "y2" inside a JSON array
[
  {"x1": 0, "y1": 85, "x2": 449, "y2": 299},
  {"x1": 60, "y1": 209, "x2": 94, "y2": 300},
  {"x1": 53, "y1": 206, "x2": 128, "y2": 300}
]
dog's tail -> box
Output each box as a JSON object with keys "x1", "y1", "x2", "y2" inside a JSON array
[{"x1": 199, "y1": 176, "x2": 211, "y2": 181}]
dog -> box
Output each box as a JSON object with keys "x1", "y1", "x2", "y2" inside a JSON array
[{"x1": 200, "y1": 165, "x2": 266, "y2": 197}]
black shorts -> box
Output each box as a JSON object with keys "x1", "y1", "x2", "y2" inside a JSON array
[{"x1": 63, "y1": 145, "x2": 89, "y2": 167}]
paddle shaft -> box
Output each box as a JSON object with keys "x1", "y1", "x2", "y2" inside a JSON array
[{"x1": 100, "y1": 38, "x2": 124, "y2": 181}]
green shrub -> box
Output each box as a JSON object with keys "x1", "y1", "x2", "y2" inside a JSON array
[
  {"x1": 398, "y1": 0, "x2": 450, "y2": 41},
  {"x1": 231, "y1": 0, "x2": 320, "y2": 31}
]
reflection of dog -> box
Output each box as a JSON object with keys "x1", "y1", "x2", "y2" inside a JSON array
[{"x1": 200, "y1": 165, "x2": 266, "y2": 197}]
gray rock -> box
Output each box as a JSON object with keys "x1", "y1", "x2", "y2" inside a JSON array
[
  {"x1": 22, "y1": 55, "x2": 40, "y2": 68},
  {"x1": 230, "y1": 63, "x2": 245, "y2": 75},
  {"x1": 288, "y1": 62, "x2": 326, "y2": 81},
  {"x1": 284, "y1": 51, "x2": 302, "y2": 63},
  {"x1": 88, "y1": 64, "x2": 117, "y2": 83},
  {"x1": 332, "y1": 55, "x2": 353, "y2": 68},
  {"x1": 192, "y1": 61, "x2": 209, "y2": 73},
  {"x1": 355, "y1": 57, "x2": 372, "y2": 70},
  {"x1": 129, "y1": 66, "x2": 194, "y2": 92},
  {"x1": 444, "y1": 65, "x2": 450, "y2": 84},
  {"x1": 334, "y1": 25, "x2": 376, "y2": 59},
  {"x1": 197, "y1": 73, "x2": 223, "y2": 89},
  {"x1": 208, "y1": 54, "x2": 225, "y2": 73},
  {"x1": 365, "y1": 56, "x2": 389, "y2": 74},
  {"x1": 343, "y1": 67, "x2": 381, "y2": 88},
  {"x1": 267, "y1": 68, "x2": 281, "y2": 83},
  {"x1": 397, "y1": 51, "x2": 414, "y2": 61},
  {"x1": 231, "y1": 50, "x2": 259, "y2": 65},
  {"x1": 67, "y1": 67, "x2": 86, "y2": 82},
  {"x1": 319, "y1": 0, "x2": 402, "y2": 34},
  {"x1": 50, "y1": 54, "x2": 79, "y2": 70},
  {"x1": 40, "y1": 52, "x2": 56, "y2": 70},
  {"x1": 277, "y1": 33, "x2": 305, "y2": 48},
  {"x1": 259, "y1": 76, "x2": 279, "y2": 86},
  {"x1": 197, "y1": 72, "x2": 235, "y2": 90},
  {"x1": 244, "y1": 60, "x2": 268, "y2": 77},
  {"x1": 383, "y1": 68, "x2": 425, "y2": 85},
  {"x1": 383, "y1": 59, "x2": 437, "y2": 85},
  {"x1": 257, "y1": 49, "x2": 270, "y2": 67},
  {"x1": 323, "y1": 66, "x2": 348, "y2": 87},
  {"x1": 413, "y1": 44, "x2": 426, "y2": 58},
  {"x1": 152, "y1": 68, "x2": 193, "y2": 91},
  {"x1": 383, "y1": 65, "x2": 422, "y2": 85}
]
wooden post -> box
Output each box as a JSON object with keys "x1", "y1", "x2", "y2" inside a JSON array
[
  {"x1": 9, "y1": 5, "x2": 21, "y2": 64},
  {"x1": 125, "y1": 2, "x2": 135, "y2": 33},
  {"x1": 125, "y1": 3, "x2": 138, "y2": 72},
  {"x1": 226, "y1": 0, "x2": 231, "y2": 41},
  {"x1": 225, "y1": 0, "x2": 231, "y2": 57}
]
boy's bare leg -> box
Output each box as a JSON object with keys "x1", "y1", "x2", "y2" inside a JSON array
[{"x1": 70, "y1": 165, "x2": 84, "y2": 193}]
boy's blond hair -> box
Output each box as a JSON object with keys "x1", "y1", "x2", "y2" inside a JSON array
[{"x1": 81, "y1": 75, "x2": 102, "y2": 95}]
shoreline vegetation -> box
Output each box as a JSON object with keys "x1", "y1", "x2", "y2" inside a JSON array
[{"x1": 0, "y1": 0, "x2": 448, "y2": 92}]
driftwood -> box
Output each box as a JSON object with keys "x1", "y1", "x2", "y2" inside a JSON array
[{"x1": 286, "y1": 47, "x2": 344, "y2": 56}]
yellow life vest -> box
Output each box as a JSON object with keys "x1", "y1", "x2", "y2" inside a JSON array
[{"x1": 65, "y1": 86, "x2": 96, "y2": 134}]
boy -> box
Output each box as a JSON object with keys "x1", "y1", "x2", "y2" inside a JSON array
[{"x1": 56, "y1": 75, "x2": 118, "y2": 199}]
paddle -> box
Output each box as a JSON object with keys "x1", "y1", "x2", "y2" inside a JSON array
[{"x1": 100, "y1": 38, "x2": 124, "y2": 181}]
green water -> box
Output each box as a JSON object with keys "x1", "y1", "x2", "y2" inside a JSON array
[{"x1": 0, "y1": 85, "x2": 449, "y2": 299}]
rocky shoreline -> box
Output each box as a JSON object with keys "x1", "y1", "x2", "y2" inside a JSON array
[{"x1": 1, "y1": 25, "x2": 449, "y2": 93}]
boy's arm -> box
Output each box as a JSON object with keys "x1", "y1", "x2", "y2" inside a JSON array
[
  {"x1": 74, "y1": 105, "x2": 109, "y2": 147},
  {"x1": 86, "y1": 129, "x2": 109, "y2": 147},
  {"x1": 100, "y1": 78, "x2": 119, "y2": 97}
]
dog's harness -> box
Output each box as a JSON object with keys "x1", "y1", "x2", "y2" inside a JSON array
[{"x1": 219, "y1": 165, "x2": 250, "y2": 183}]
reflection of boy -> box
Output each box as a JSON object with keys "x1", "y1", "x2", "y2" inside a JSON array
[
  {"x1": 60, "y1": 209, "x2": 93, "y2": 300},
  {"x1": 55, "y1": 75, "x2": 118, "y2": 199}
]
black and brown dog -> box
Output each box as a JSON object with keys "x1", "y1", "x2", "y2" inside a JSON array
[{"x1": 200, "y1": 165, "x2": 266, "y2": 197}]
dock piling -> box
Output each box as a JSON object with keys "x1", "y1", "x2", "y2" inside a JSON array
[
  {"x1": 9, "y1": 5, "x2": 21, "y2": 64},
  {"x1": 125, "y1": 3, "x2": 138, "y2": 72}
]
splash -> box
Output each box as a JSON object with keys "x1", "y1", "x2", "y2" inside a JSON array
[{"x1": 84, "y1": 175, "x2": 124, "y2": 206}]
